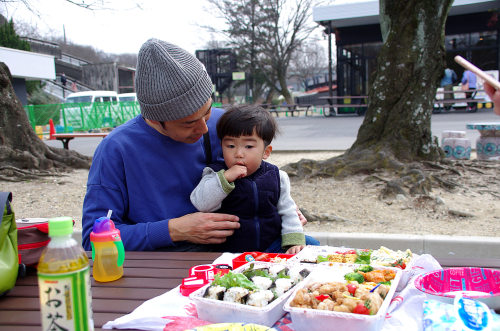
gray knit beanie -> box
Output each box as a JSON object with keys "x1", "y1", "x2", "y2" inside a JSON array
[{"x1": 135, "y1": 38, "x2": 213, "y2": 121}]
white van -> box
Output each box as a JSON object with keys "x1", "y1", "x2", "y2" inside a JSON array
[
  {"x1": 118, "y1": 92, "x2": 137, "y2": 102},
  {"x1": 65, "y1": 91, "x2": 118, "y2": 104},
  {"x1": 63, "y1": 91, "x2": 119, "y2": 130}
]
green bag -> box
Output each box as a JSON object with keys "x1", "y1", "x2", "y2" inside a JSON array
[{"x1": 0, "y1": 192, "x2": 18, "y2": 296}]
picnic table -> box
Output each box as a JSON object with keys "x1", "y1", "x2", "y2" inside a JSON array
[
  {"x1": 0, "y1": 251, "x2": 221, "y2": 330},
  {"x1": 52, "y1": 132, "x2": 109, "y2": 149},
  {"x1": 1, "y1": 251, "x2": 498, "y2": 330},
  {"x1": 260, "y1": 104, "x2": 313, "y2": 117},
  {"x1": 434, "y1": 89, "x2": 485, "y2": 113},
  {"x1": 318, "y1": 96, "x2": 368, "y2": 116}
]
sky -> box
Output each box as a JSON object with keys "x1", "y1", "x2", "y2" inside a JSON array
[
  {"x1": 1, "y1": 0, "x2": 228, "y2": 55},
  {"x1": 0, "y1": 0, "x2": 365, "y2": 56}
]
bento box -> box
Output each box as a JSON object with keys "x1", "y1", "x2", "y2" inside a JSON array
[
  {"x1": 414, "y1": 267, "x2": 500, "y2": 310},
  {"x1": 232, "y1": 252, "x2": 295, "y2": 269},
  {"x1": 283, "y1": 264, "x2": 402, "y2": 331},
  {"x1": 190, "y1": 261, "x2": 312, "y2": 327},
  {"x1": 291, "y1": 245, "x2": 415, "y2": 290}
]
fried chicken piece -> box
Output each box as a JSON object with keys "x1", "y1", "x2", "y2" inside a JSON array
[{"x1": 359, "y1": 269, "x2": 396, "y2": 283}]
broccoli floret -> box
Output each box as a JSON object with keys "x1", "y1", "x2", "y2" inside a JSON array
[
  {"x1": 355, "y1": 265, "x2": 374, "y2": 273},
  {"x1": 344, "y1": 272, "x2": 365, "y2": 283}
]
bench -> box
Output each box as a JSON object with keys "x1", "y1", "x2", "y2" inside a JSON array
[
  {"x1": 434, "y1": 89, "x2": 485, "y2": 113},
  {"x1": 260, "y1": 104, "x2": 301, "y2": 117},
  {"x1": 52, "y1": 132, "x2": 109, "y2": 149},
  {"x1": 318, "y1": 103, "x2": 368, "y2": 117}
]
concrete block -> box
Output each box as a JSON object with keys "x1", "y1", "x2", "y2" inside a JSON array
[{"x1": 423, "y1": 235, "x2": 500, "y2": 259}]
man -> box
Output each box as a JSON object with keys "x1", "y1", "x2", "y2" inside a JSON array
[
  {"x1": 81, "y1": 39, "x2": 240, "y2": 251},
  {"x1": 440, "y1": 67, "x2": 457, "y2": 111}
]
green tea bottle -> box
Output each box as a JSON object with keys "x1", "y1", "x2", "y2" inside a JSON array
[{"x1": 37, "y1": 217, "x2": 94, "y2": 330}]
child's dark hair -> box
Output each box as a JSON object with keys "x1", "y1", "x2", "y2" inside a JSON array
[{"x1": 216, "y1": 105, "x2": 279, "y2": 146}]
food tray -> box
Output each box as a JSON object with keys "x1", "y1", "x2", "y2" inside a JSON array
[
  {"x1": 414, "y1": 267, "x2": 500, "y2": 310},
  {"x1": 190, "y1": 261, "x2": 310, "y2": 327},
  {"x1": 291, "y1": 245, "x2": 415, "y2": 291},
  {"x1": 232, "y1": 252, "x2": 294, "y2": 269},
  {"x1": 283, "y1": 265, "x2": 402, "y2": 331}
]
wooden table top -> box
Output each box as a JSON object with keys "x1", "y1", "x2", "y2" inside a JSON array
[
  {"x1": 1, "y1": 251, "x2": 498, "y2": 330},
  {"x1": 52, "y1": 132, "x2": 110, "y2": 138},
  {"x1": 0, "y1": 251, "x2": 221, "y2": 331}
]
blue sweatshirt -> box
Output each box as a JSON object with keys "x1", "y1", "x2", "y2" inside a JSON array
[{"x1": 81, "y1": 109, "x2": 224, "y2": 251}]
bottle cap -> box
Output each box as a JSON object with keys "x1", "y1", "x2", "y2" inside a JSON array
[
  {"x1": 90, "y1": 217, "x2": 121, "y2": 242},
  {"x1": 48, "y1": 217, "x2": 73, "y2": 237}
]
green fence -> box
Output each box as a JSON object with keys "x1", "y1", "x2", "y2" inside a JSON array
[{"x1": 25, "y1": 101, "x2": 141, "y2": 132}]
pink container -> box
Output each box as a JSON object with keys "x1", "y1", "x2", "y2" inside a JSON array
[{"x1": 414, "y1": 267, "x2": 500, "y2": 309}]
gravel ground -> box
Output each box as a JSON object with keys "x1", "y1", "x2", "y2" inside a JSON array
[{"x1": 3, "y1": 151, "x2": 499, "y2": 238}]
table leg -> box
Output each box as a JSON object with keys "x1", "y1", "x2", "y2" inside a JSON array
[{"x1": 57, "y1": 138, "x2": 73, "y2": 149}]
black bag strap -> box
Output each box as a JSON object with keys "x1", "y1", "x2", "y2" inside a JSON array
[
  {"x1": 0, "y1": 192, "x2": 13, "y2": 224},
  {"x1": 203, "y1": 132, "x2": 212, "y2": 166}
]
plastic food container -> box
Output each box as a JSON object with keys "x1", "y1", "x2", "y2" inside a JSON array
[
  {"x1": 232, "y1": 252, "x2": 294, "y2": 269},
  {"x1": 283, "y1": 265, "x2": 402, "y2": 331},
  {"x1": 190, "y1": 261, "x2": 309, "y2": 327},
  {"x1": 414, "y1": 267, "x2": 500, "y2": 310},
  {"x1": 291, "y1": 245, "x2": 415, "y2": 291}
]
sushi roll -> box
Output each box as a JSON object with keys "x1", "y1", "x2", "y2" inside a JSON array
[
  {"x1": 204, "y1": 285, "x2": 226, "y2": 300},
  {"x1": 288, "y1": 267, "x2": 311, "y2": 283},
  {"x1": 223, "y1": 287, "x2": 249, "y2": 304},
  {"x1": 274, "y1": 278, "x2": 294, "y2": 297},
  {"x1": 252, "y1": 276, "x2": 273, "y2": 290},
  {"x1": 269, "y1": 264, "x2": 288, "y2": 278},
  {"x1": 247, "y1": 290, "x2": 275, "y2": 307}
]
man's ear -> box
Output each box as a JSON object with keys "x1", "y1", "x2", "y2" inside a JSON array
[{"x1": 263, "y1": 145, "x2": 272, "y2": 159}]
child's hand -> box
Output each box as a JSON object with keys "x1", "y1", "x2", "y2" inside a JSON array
[
  {"x1": 224, "y1": 165, "x2": 247, "y2": 182},
  {"x1": 286, "y1": 245, "x2": 305, "y2": 255}
]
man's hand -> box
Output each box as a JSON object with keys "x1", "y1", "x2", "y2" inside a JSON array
[
  {"x1": 286, "y1": 245, "x2": 305, "y2": 254},
  {"x1": 224, "y1": 164, "x2": 247, "y2": 182},
  {"x1": 168, "y1": 212, "x2": 240, "y2": 244}
]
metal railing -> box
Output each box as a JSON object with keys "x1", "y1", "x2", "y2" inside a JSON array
[{"x1": 25, "y1": 101, "x2": 141, "y2": 132}]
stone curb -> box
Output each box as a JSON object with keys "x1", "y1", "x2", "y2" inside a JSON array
[
  {"x1": 74, "y1": 230, "x2": 500, "y2": 259},
  {"x1": 306, "y1": 232, "x2": 500, "y2": 260}
]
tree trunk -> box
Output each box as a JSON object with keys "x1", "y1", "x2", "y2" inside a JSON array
[
  {"x1": 0, "y1": 62, "x2": 91, "y2": 180},
  {"x1": 348, "y1": 0, "x2": 453, "y2": 162},
  {"x1": 283, "y1": 0, "x2": 454, "y2": 182}
]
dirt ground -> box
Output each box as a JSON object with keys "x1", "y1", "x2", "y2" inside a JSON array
[{"x1": 2, "y1": 151, "x2": 499, "y2": 238}]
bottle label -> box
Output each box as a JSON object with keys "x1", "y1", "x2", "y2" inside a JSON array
[{"x1": 38, "y1": 266, "x2": 94, "y2": 331}]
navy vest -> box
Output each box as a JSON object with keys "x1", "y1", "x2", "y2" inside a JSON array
[{"x1": 210, "y1": 161, "x2": 282, "y2": 252}]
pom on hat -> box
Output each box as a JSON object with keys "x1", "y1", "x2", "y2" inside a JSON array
[{"x1": 135, "y1": 38, "x2": 213, "y2": 121}]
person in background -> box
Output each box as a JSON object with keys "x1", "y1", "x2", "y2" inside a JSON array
[
  {"x1": 461, "y1": 69, "x2": 477, "y2": 111},
  {"x1": 191, "y1": 105, "x2": 319, "y2": 254},
  {"x1": 60, "y1": 72, "x2": 67, "y2": 86},
  {"x1": 440, "y1": 67, "x2": 457, "y2": 111}
]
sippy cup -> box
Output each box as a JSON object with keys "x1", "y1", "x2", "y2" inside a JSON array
[{"x1": 90, "y1": 213, "x2": 125, "y2": 282}]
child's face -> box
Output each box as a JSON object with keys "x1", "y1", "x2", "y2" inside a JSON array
[{"x1": 221, "y1": 130, "x2": 272, "y2": 177}]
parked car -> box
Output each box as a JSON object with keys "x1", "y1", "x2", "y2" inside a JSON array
[
  {"x1": 65, "y1": 91, "x2": 118, "y2": 104},
  {"x1": 118, "y1": 92, "x2": 137, "y2": 102}
]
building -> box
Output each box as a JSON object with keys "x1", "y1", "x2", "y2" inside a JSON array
[
  {"x1": 313, "y1": 0, "x2": 500, "y2": 96},
  {"x1": 0, "y1": 46, "x2": 55, "y2": 105}
]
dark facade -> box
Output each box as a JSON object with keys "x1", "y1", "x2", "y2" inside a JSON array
[{"x1": 320, "y1": 9, "x2": 500, "y2": 97}]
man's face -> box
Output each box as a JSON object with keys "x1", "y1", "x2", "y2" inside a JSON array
[{"x1": 153, "y1": 98, "x2": 212, "y2": 144}]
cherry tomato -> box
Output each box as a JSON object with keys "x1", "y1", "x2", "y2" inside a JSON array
[
  {"x1": 391, "y1": 259, "x2": 406, "y2": 269},
  {"x1": 352, "y1": 303, "x2": 370, "y2": 315},
  {"x1": 315, "y1": 294, "x2": 330, "y2": 302},
  {"x1": 347, "y1": 283, "x2": 357, "y2": 296}
]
